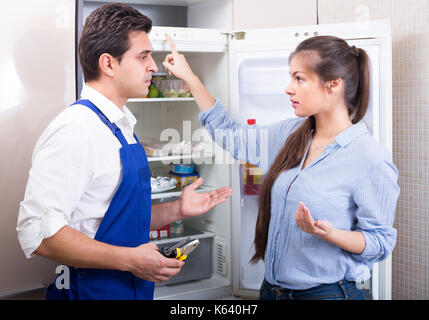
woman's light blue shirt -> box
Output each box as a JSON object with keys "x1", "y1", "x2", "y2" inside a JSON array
[{"x1": 200, "y1": 100, "x2": 400, "y2": 290}]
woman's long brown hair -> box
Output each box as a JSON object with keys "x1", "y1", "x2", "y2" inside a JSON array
[{"x1": 251, "y1": 36, "x2": 370, "y2": 263}]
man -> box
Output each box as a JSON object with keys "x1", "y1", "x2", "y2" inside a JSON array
[{"x1": 16, "y1": 3, "x2": 232, "y2": 300}]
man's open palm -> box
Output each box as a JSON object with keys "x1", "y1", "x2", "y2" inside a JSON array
[{"x1": 179, "y1": 178, "x2": 232, "y2": 217}]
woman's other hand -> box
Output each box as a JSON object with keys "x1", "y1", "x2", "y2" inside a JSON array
[{"x1": 294, "y1": 201, "x2": 334, "y2": 239}]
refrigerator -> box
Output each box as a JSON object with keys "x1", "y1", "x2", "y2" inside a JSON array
[{"x1": 0, "y1": 0, "x2": 393, "y2": 300}]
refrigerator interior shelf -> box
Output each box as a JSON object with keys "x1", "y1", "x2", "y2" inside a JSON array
[
  {"x1": 151, "y1": 184, "x2": 215, "y2": 200},
  {"x1": 147, "y1": 154, "x2": 214, "y2": 163},
  {"x1": 127, "y1": 97, "x2": 195, "y2": 103},
  {"x1": 152, "y1": 225, "x2": 215, "y2": 245}
]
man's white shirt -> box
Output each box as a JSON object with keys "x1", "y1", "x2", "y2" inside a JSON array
[{"x1": 17, "y1": 85, "x2": 139, "y2": 258}]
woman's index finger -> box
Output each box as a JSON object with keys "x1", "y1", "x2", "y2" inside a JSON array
[{"x1": 165, "y1": 33, "x2": 178, "y2": 53}]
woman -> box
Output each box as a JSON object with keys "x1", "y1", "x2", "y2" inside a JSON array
[{"x1": 163, "y1": 35, "x2": 399, "y2": 300}]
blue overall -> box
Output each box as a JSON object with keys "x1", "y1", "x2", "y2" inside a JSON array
[{"x1": 46, "y1": 99, "x2": 154, "y2": 300}]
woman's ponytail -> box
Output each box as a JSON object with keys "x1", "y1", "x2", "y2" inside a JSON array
[{"x1": 351, "y1": 48, "x2": 370, "y2": 124}]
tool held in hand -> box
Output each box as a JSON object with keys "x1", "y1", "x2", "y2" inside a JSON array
[{"x1": 160, "y1": 237, "x2": 200, "y2": 261}]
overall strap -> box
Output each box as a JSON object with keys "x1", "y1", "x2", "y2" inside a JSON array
[
  {"x1": 71, "y1": 99, "x2": 128, "y2": 147},
  {"x1": 133, "y1": 133, "x2": 140, "y2": 144}
]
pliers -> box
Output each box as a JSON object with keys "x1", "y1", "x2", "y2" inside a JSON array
[{"x1": 161, "y1": 237, "x2": 200, "y2": 261}]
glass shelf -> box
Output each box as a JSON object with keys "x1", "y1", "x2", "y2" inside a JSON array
[
  {"x1": 147, "y1": 154, "x2": 214, "y2": 163},
  {"x1": 127, "y1": 97, "x2": 195, "y2": 103},
  {"x1": 152, "y1": 225, "x2": 215, "y2": 245},
  {"x1": 151, "y1": 184, "x2": 215, "y2": 200}
]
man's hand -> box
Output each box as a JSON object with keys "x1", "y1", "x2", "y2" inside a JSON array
[
  {"x1": 179, "y1": 177, "x2": 233, "y2": 218},
  {"x1": 126, "y1": 242, "x2": 184, "y2": 283},
  {"x1": 33, "y1": 226, "x2": 184, "y2": 282}
]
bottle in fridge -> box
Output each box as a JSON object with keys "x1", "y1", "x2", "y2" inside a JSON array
[{"x1": 242, "y1": 119, "x2": 263, "y2": 196}]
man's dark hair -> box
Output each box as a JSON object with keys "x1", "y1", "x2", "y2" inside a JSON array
[{"x1": 79, "y1": 3, "x2": 152, "y2": 82}]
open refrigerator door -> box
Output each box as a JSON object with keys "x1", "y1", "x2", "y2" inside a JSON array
[
  {"x1": 228, "y1": 31, "x2": 298, "y2": 298},
  {"x1": 228, "y1": 20, "x2": 392, "y2": 299}
]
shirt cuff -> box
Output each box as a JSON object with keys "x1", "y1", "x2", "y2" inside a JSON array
[
  {"x1": 199, "y1": 100, "x2": 225, "y2": 126},
  {"x1": 351, "y1": 230, "x2": 380, "y2": 261},
  {"x1": 17, "y1": 215, "x2": 69, "y2": 259}
]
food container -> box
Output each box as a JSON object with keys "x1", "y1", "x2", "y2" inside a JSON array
[
  {"x1": 149, "y1": 224, "x2": 170, "y2": 240},
  {"x1": 171, "y1": 140, "x2": 192, "y2": 155},
  {"x1": 158, "y1": 79, "x2": 192, "y2": 98},
  {"x1": 170, "y1": 171, "x2": 199, "y2": 187},
  {"x1": 141, "y1": 136, "x2": 170, "y2": 156},
  {"x1": 171, "y1": 164, "x2": 195, "y2": 174},
  {"x1": 170, "y1": 220, "x2": 184, "y2": 234}
]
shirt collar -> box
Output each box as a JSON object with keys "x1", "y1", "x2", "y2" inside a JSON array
[
  {"x1": 334, "y1": 121, "x2": 369, "y2": 147},
  {"x1": 80, "y1": 84, "x2": 136, "y2": 127}
]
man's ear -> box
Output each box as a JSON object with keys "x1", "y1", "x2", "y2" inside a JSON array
[
  {"x1": 325, "y1": 78, "x2": 343, "y2": 94},
  {"x1": 98, "y1": 53, "x2": 117, "y2": 77}
]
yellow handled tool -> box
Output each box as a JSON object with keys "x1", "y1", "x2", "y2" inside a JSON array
[{"x1": 161, "y1": 237, "x2": 200, "y2": 261}]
